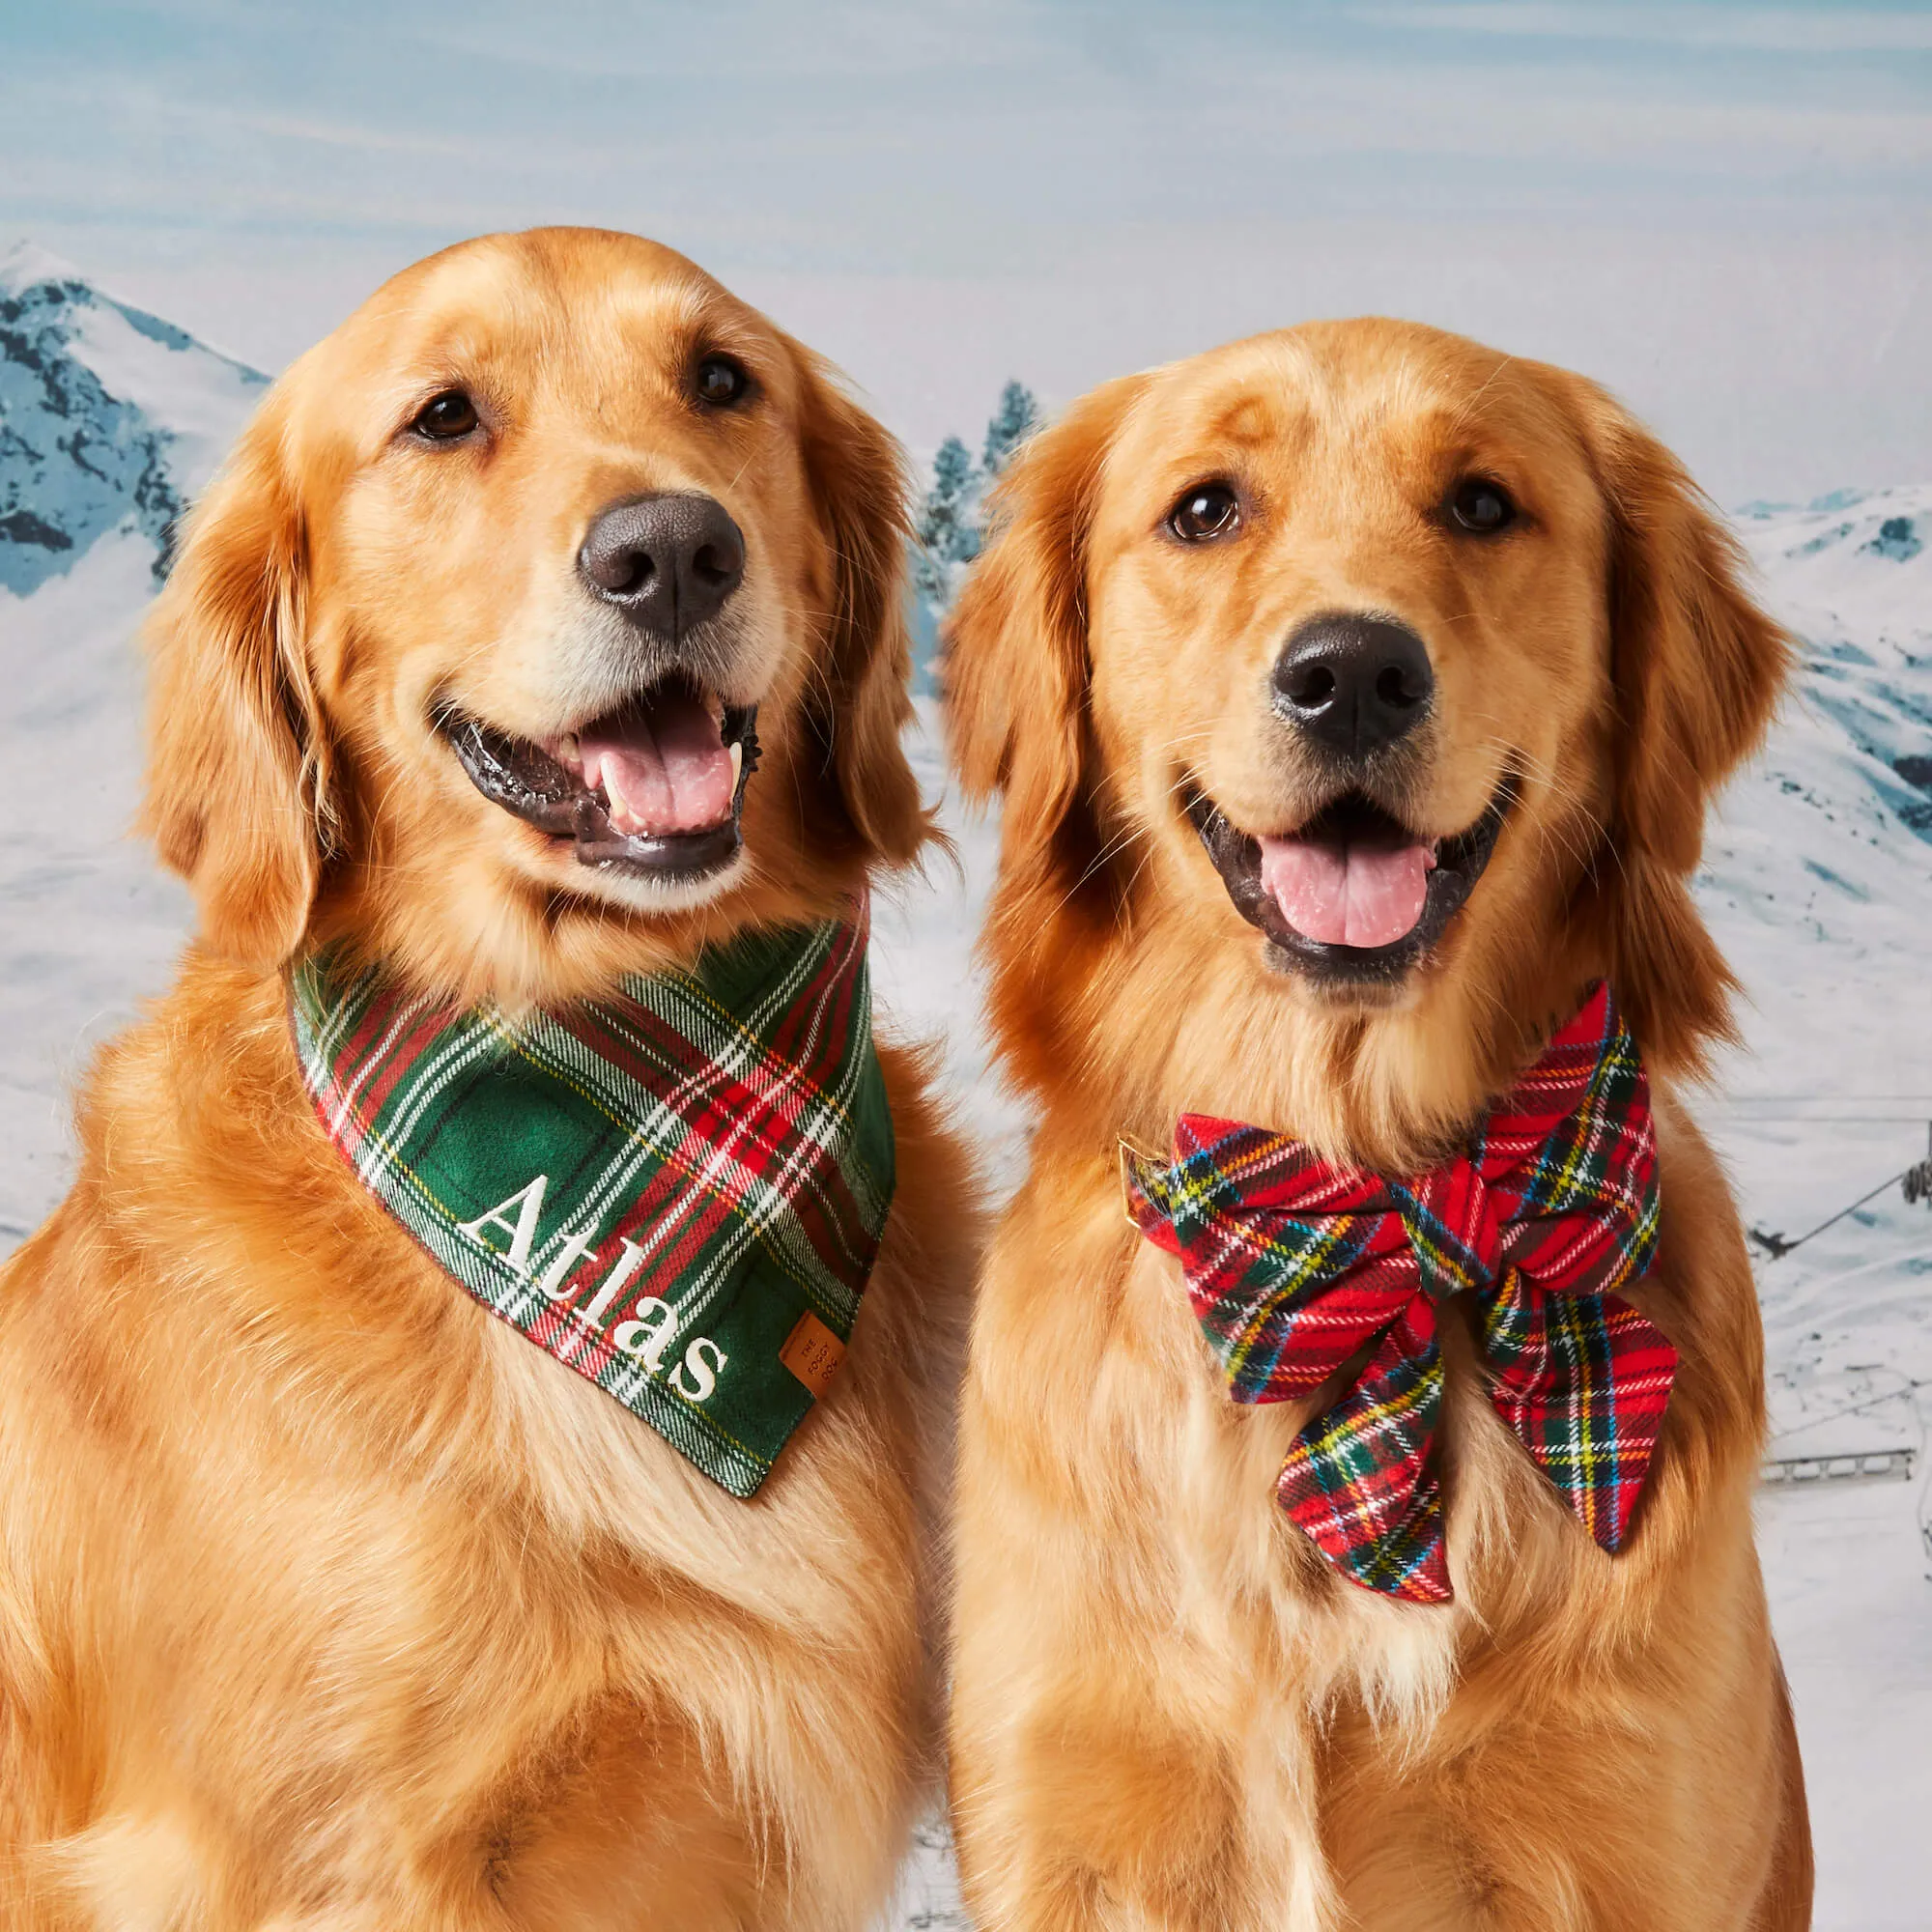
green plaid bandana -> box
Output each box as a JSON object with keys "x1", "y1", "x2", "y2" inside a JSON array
[{"x1": 290, "y1": 910, "x2": 894, "y2": 1498}]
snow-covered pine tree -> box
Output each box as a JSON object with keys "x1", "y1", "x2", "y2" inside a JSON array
[
  {"x1": 981, "y1": 380, "x2": 1039, "y2": 478},
  {"x1": 912, "y1": 434, "x2": 980, "y2": 605},
  {"x1": 909, "y1": 381, "x2": 1040, "y2": 690}
]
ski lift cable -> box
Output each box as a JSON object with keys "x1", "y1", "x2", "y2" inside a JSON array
[
  {"x1": 1740, "y1": 1124, "x2": 1932, "y2": 1567},
  {"x1": 1745, "y1": 1119, "x2": 1932, "y2": 1258},
  {"x1": 1748, "y1": 1170, "x2": 1911, "y2": 1260},
  {"x1": 1770, "y1": 1369, "x2": 1925, "y2": 1438},
  {"x1": 1763, "y1": 1365, "x2": 1932, "y2": 1575}
]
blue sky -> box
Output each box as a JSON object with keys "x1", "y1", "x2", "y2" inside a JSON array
[{"x1": 4, "y1": 0, "x2": 1929, "y2": 499}]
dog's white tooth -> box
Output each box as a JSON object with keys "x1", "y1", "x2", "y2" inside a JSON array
[
  {"x1": 559, "y1": 732, "x2": 581, "y2": 768},
  {"x1": 585, "y1": 748, "x2": 611, "y2": 804},
  {"x1": 729, "y1": 739, "x2": 744, "y2": 785}
]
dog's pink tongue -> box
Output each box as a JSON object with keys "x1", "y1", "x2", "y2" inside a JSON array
[
  {"x1": 1258, "y1": 833, "x2": 1434, "y2": 948},
  {"x1": 580, "y1": 691, "x2": 732, "y2": 837}
]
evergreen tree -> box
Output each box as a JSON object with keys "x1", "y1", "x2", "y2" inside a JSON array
[
  {"x1": 913, "y1": 434, "x2": 980, "y2": 602},
  {"x1": 912, "y1": 382, "x2": 1039, "y2": 620},
  {"x1": 981, "y1": 380, "x2": 1039, "y2": 476}
]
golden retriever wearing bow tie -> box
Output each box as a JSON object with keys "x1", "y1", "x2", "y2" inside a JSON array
[{"x1": 944, "y1": 321, "x2": 1809, "y2": 1931}]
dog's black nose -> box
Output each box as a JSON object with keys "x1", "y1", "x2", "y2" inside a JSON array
[
  {"x1": 579, "y1": 494, "x2": 745, "y2": 637},
  {"x1": 1272, "y1": 613, "x2": 1435, "y2": 760}
]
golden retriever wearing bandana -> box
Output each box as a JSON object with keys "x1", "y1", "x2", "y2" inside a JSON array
[{"x1": 0, "y1": 229, "x2": 976, "y2": 1931}]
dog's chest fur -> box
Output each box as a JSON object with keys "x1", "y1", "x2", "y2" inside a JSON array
[
  {"x1": 1122, "y1": 1235, "x2": 1480, "y2": 1710},
  {"x1": 1050, "y1": 1215, "x2": 1610, "y2": 1923}
]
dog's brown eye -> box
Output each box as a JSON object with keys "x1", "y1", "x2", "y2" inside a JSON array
[
  {"x1": 1448, "y1": 477, "x2": 1516, "y2": 534},
  {"x1": 695, "y1": 355, "x2": 750, "y2": 408},
  {"x1": 412, "y1": 391, "x2": 478, "y2": 440},
  {"x1": 1168, "y1": 483, "x2": 1240, "y2": 544}
]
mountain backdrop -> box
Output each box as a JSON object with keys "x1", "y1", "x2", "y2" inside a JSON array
[
  {"x1": 1, "y1": 254, "x2": 1928, "y2": 1932},
  {"x1": 0, "y1": 242, "x2": 266, "y2": 596}
]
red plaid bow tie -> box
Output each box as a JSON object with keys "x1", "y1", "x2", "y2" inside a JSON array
[{"x1": 1122, "y1": 983, "x2": 1672, "y2": 1604}]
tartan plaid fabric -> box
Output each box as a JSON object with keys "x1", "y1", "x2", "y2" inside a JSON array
[
  {"x1": 1123, "y1": 982, "x2": 1670, "y2": 1604},
  {"x1": 290, "y1": 910, "x2": 894, "y2": 1498}
]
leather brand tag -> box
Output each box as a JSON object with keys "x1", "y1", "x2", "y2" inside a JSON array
[{"x1": 780, "y1": 1311, "x2": 846, "y2": 1400}]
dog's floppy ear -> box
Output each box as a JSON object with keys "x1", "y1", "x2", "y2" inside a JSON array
[
  {"x1": 1571, "y1": 379, "x2": 1792, "y2": 1070},
  {"x1": 944, "y1": 372, "x2": 1146, "y2": 893},
  {"x1": 142, "y1": 390, "x2": 335, "y2": 970},
  {"x1": 787, "y1": 339, "x2": 931, "y2": 871}
]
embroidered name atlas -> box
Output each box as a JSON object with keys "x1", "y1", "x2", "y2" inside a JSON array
[{"x1": 455, "y1": 1171, "x2": 727, "y2": 1404}]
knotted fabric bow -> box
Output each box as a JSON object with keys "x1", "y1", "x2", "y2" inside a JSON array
[{"x1": 1122, "y1": 983, "x2": 1672, "y2": 1605}]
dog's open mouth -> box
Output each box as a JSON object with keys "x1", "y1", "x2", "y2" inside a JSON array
[
  {"x1": 438, "y1": 675, "x2": 760, "y2": 880},
  {"x1": 1185, "y1": 776, "x2": 1517, "y2": 982}
]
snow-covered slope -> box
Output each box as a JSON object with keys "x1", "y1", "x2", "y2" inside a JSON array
[
  {"x1": 0, "y1": 252, "x2": 265, "y2": 1235},
  {"x1": 1704, "y1": 484, "x2": 1932, "y2": 1341},
  {"x1": 0, "y1": 266, "x2": 1926, "y2": 1927},
  {"x1": 1690, "y1": 489, "x2": 1932, "y2": 1932},
  {"x1": 0, "y1": 242, "x2": 267, "y2": 596},
  {"x1": 1709, "y1": 484, "x2": 1932, "y2": 1140},
  {"x1": 0, "y1": 535, "x2": 198, "y2": 1240}
]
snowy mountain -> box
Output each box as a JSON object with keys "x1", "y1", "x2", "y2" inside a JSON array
[
  {"x1": 1703, "y1": 483, "x2": 1932, "y2": 1236},
  {"x1": 0, "y1": 267, "x2": 1927, "y2": 1930},
  {"x1": 0, "y1": 242, "x2": 267, "y2": 596},
  {"x1": 1710, "y1": 484, "x2": 1932, "y2": 1099}
]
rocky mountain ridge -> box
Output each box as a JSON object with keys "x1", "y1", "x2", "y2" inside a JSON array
[{"x1": 0, "y1": 242, "x2": 266, "y2": 596}]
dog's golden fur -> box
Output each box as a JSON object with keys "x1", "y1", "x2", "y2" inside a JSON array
[
  {"x1": 945, "y1": 321, "x2": 1811, "y2": 1930},
  {"x1": 0, "y1": 229, "x2": 976, "y2": 1929}
]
